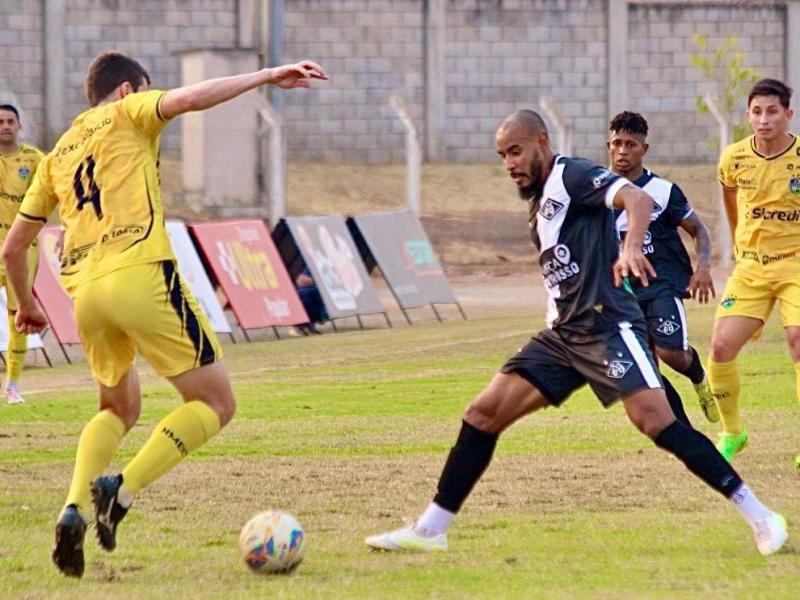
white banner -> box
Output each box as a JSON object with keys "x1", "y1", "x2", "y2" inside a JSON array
[
  {"x1": 0, "y1": 289, "x2": 44, "y2": 350},
  {"x1": 166, "y1": 220, "x2": 232, "y2": 334}
]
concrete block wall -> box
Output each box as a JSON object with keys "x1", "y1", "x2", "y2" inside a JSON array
[
  {"x1": 0, "y1": 0, "x2": 792, "y2": 164},
  {"x1": 0, "y1": 0, "x2": 45, "y2": 146},
  {"x1": 444, "y1": 0, "x2": 607, "y2": 163},
  {"x1": 282, "y1": 0, "x2": 424, "y2": 164},
  {"x1": 628, "y1": 2, "x2": 786, "y2": 163}
]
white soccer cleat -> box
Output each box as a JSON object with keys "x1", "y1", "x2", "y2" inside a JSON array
[
  {"x1": 5, "y1": 386, "x2": 24, "y2": 405},
  {"x1": 752, "y1": 512, "x2": 788, "y2": 556},
  {"x1": 365, "y1": 524, "x2": 447, "y2": 552}
]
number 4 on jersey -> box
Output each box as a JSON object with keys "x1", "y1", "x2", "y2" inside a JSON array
[{"x1": 73, "y1": 155, "x2": 103, "y2": 219}]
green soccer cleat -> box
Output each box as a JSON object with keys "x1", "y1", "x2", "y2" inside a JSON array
[
  {"x1": 693, "y1": 378, "x2": 720, "y2": 423},
  {"x1": 365, "y1": 524, "x2": 447, "y2": 552},
  {"x1": 717, "y1": 430, "x2": 749, "y2": 462},
  {"x1": 52, "y1": 504, "x2": 87, "y2": 578}
]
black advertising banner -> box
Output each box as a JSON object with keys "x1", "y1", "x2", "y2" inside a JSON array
[
  {"x1": 348, "y1": 211, "x2": 457, "y2": 309},
  {"x1": 278, "y1": 215, "x2": 385, "y2": 319}
]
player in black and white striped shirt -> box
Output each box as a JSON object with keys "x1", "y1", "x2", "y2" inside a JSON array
[{"x1": 366, "y1": 109, "x2": 787, "y2": 557}]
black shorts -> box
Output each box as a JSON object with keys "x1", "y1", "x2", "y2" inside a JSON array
[
  {"x1": 639, "y1": 295, "x2": 688, "y2": 351},
  {"x1": 500, "y1": 320, "x2": 662, "y2": 407}
]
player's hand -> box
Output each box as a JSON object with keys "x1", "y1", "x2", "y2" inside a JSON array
[
  {"x1": 687, "y1": 266, "x2": 715, "y2": 304},
  {"x1": 269, "y1": 61, "x2": 328, "y2": 89},
  {"x1": 613, "y1": 247, "x2": 656, "y2": 288},
  {"x1": 15, "y1": 304, "x2": 48, "y2": 335}
]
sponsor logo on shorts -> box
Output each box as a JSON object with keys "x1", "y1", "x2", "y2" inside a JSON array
[
  {"x1": 539, "y1": 197, "x2": 565, "y2": 220},
  {"x1": 607, "y1": 360, "x2": 632, "y2": 379},
  {"x1": 655, "y1": 319, "x2": 680, "y2": 336},
  {"x1": 720, "y1": 295, "x2": 737, "y2": 309}
]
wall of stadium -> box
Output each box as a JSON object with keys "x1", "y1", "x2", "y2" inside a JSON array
[{"x1": 0, "y1": 0, "x2": 793, "y2": 164}]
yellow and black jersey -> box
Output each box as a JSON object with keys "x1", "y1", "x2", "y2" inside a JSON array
[
  {"x1": 718, "y1": 133, "x2": 800, "y2": 278},
  {"x1": 0, "y1": 143, "x2": 44, "y2": 244},
  {"x1": 19, "y1": 90, "x2": 174, "y2": 295}
]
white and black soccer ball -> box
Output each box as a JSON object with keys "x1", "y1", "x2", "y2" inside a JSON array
[{"x1": 239, "y1": 510, "x2": 306, "y2": 574}]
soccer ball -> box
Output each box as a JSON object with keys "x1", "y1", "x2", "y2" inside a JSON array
[{"x1": 239, "y1": 510, "x2": 306, "y2": 574}]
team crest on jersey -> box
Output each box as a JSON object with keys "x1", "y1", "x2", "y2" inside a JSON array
[
  {"x1": 540, "y1": 197, "x2": 564, "y2": 220},
  {"x1": 553, "y1": 244, "x2": 571, "y2": 264},
  {"x1": 17, "y1": 167, "x2": 31, "y2": 181},
  {"x1": 591, "y1": 169, "x2": 614, "y2": 188},
  {"x1": 656, "y1": 319, "x2": 680, "y2": 336},
  {"x1": 720, "y1": 295, "x2": 737, "y2": 309},
  {"x1": 607, "y1": 360, "x2": 632, "y2": 379},
  {"x1": 790, "y1": 177, "x2": 800, "y2": 195}
]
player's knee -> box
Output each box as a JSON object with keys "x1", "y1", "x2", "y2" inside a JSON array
[
  {"x1": 463, "y1": 395, "x2": 501, "y2": 433},
  {"x1": 628, "y1": 401, "x2": 673, "y2": 439},
  {"x1": 709, "y1": 334, "x2": 736, "y2": 362},
  {"x1": 656, "y1": 346, "x2": 690, "y2": 371}
]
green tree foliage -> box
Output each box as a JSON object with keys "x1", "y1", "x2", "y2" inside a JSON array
[{"x1": 690, "y1": 34, "x2": 760, "y2": 146}]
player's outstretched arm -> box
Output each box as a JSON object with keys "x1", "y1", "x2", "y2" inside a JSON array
[
  {"x1": 159, "y1": 60, "x2": 328, "y2": 120},
  {"x1": 721, "y1": 185, "x2": 738, "y2": 250},
  {"x1": 680, "y1": 212, "x2": 715, "y2": 303},
  {"x1": 612, "y1": 183, "x2": 657, "y2": 288},
  {"x1": 1, "y1": 218, "x2": 48, "y2": 334}
]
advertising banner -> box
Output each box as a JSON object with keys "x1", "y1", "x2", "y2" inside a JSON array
[
  {"x1": 166, "y1": 220, "x2": 231, "y2": 334},
  {"x1": 349, "y1": 211, "x2": 457, "y2": 309},
  {"x1": 191, "y1": 220, "x2": 308, "y2": 330},
  {"x1": 32, "y1": 226, "x2": 81, "y2": 345},
  {"x1": 280, "y1": 215, "x2": 384, "y2": 319}
]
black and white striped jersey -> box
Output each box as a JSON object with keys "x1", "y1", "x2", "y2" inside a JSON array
[
  {"x1": 614, "y1": 169, "x2": 694, "y2": 301},
  {"x1": 528, "y1": 156, "x2": 644, "y2": 338}
]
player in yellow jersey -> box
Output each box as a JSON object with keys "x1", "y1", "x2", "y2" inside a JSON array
[
  {"x1": 0, "y1": 103, "x2": 44, "y2": 405},
  {"x1": 1, "y1": 51, "x2": 327, "y2": 578},
  {"x1": 708, "y1": 78, "x2": 800, "y2": 465}
]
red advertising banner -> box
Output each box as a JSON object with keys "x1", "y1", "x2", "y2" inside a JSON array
[
  {"x1": 190, "y1": 220, "x2": 308, "y2": 330},
  {"x1": 33, "y1": 226, "x2": 82, "y2": 345}
]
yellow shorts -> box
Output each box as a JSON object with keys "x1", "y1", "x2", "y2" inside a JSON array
[
  {"x1": 74, "y1": 260, "x2": 222, "y2": 387},
  {"x1": 716, "y1": 269, "x2": 800, "y2": 327},
  {"x1": 0, "y1": 245, "x2": 40, "y2": 312}
]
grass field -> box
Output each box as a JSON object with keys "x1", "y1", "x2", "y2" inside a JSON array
[{"x1": 1, "y1": 302, "x2": 799, "y2": 599}]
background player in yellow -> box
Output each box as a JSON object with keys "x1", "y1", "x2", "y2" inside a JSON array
[
  {"x1": 0, "y1": 103, "x2": 44, "y2": 405},
  {"x1": 1, "y1": 51, "x2": 328, "y2": 578},
  {"x1": 708, "y1": 78, "x2": 800, "y2": 465}
]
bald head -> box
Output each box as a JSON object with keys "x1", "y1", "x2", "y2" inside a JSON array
[{"x1": 500, "y1": 110, "x2": 548, "y2": 137}]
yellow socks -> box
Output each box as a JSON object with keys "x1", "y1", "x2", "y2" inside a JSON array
[
  {"x1": 6, "y1": 312, "x2": 27, "y2": 385},
  {"x1": 121, "y1": 401, "x2": 221, "y2": 494},
  {"x1": 65, "y1": 410, "x2": 127, "y2": 517},
  {"x1": 708, "y1": 357, "x2": 742, "y2": 434}
]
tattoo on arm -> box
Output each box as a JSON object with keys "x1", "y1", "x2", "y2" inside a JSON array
[{"x1": 686, "y1": 214, "x2": 712, "y2": 267}]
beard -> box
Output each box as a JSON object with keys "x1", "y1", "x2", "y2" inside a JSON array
[{"x1": 515, "y1": 158, "x2": 544, "y2": 201}]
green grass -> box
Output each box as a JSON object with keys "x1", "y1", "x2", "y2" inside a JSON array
[{"x1": 1, "y1": 306, "x2": 799, "y2": 599}]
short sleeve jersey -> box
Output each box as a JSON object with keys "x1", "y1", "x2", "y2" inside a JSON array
[
  {"x1": 614, "y1": 169, "x2": 694, "y2": 301},
  {"x1": 19, "y1": 90, "x2": 175, "y2": 294},
  {"x1": 718, "y1": 134, "x2": 800, "y2": 278},
  {"x1": 0, "y1": 143, "x2": 45, "y2": 245},
  {"x1": 530, "y1": 156, "x2": 643, "y2": 339}
]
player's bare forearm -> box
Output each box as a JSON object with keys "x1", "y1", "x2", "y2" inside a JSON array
[
  {"x1": 160, "y1": 61, "x2": 328, "y2": 119},
  {"x1": 722, "y1": 186, "x2": 738, "y2": 243},
  {"x1": 1, "y1": 217, "x2": 43, "y2": 310},
  {"x1": 614, "y1": 184, "x2": 654, "y2": 250},
  {"x1": 681, "y1": 213, "x2": 712, "y2": 268}
]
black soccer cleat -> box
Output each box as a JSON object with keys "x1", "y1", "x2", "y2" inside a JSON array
[
  {"x1": 91, "y1": 474, "x2": 129, "y2": 552},
  {"x1": 52, "y1": 504, "x2": 87, "y2": 578}
]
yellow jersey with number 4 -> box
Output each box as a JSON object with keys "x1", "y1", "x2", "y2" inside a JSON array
[
  {"x1": 718, "y1": 133, "x2": 800, "y2": 278},
  {"x1": 0, "y1": 144, "x2": 45, "y2": 244},
  {"x1": 18, "y1": 90, "x2": 174, "y2": 295}
]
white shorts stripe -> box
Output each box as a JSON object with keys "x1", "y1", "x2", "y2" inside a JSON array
[
  {"x1": 673, "y1": 297, "x2": 688, "y2": 351},
  {"x1": 618, "y1": 321, "x2": 661, "y2": 388}
]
